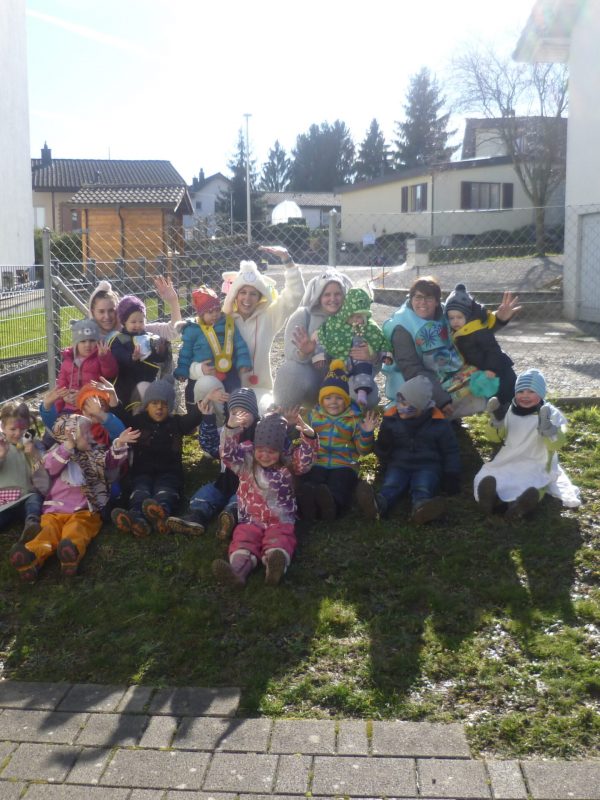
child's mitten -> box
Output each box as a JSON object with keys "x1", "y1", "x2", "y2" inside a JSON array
[
  {"x1": 485, "y1": 397, "x2": 505, "y2": 428},
  {"x1": 538, "y1": 404, "x2": 559, "y2": 439}
]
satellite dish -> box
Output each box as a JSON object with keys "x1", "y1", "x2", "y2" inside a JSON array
[{"x1": 271, "y1": 200, "x2": 303, "y2": 225}]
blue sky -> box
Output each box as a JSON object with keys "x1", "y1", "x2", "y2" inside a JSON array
[{"x1": 26, "y1": 0, "x2": 534, "y2": 184}]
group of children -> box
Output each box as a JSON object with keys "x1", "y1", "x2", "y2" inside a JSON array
[{"x1": 0, "y1": 277, "x2": 581, "y2": 587}]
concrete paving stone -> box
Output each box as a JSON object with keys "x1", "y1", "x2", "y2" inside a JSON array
[
  {"x1": 148, "y1": 688, "x2": 240, "y2": 718},
  {"x1": 174, "y1": 717, "x2": 271, "y2": 752},
  {"x1": 0, "y1": 782, "x2": 26, "y2": 800},
  {"x1": 101, "y1": 749, "x2": 210, "y2": 790},
  {"x1": 139, "y1": 715, "x2": 179, "y2": 749},
  {"x1": 0, "y1": 681, "x2": 70, "y2": 710},
  {"x1": 521, "y1": 761, "x2": 600, "y2": 800},
  {"x1": 64, "y1": 746, "x2": 113, "y2": 784},
  {"x1": 129, "y1": 791, "x2": 167, "y2": 800},
  {"x1": 372, "y1": 721, "x2": 471, "y2": 758},
  {"x1": 486, "y1": 760, "x2": 527, "y2": 799},
  {"x1": 0, "y1": 709, "x2": 88, "y2": 744},
  {"x1": 270, "y1": 720, "x2": 336, "y2": 754},
  {"x1": 75, "y1": 712, "x2": 148, "y2": 746},
  {"x1": 417, "y1": 758, "x2": 491, "y2": 798},
  {"x1": 166, "y1": 794, "x2": 236, "y2": 800},
  {"x1": 116, "y1": 685, "x2": 155, "y2": 713},
  {"x1": 274, "y1": 753, "x2": 312, "y2": 794},
  {"x1": 22, "y1": 786, "x2": 130, "y2": 799},
  {"x1": 57, "y1": 683, "x2": 128, "y2": 713},
  {"x1": 337, "y1": 720, "x2": 369, "y2": 755},
  {"x1": 1, "y1": 742, "x2": 80, "y2": 782},
  {"x1": 0, "y1": 739, "x2": 17, "y2": 762},
  {"x1": 203, "y1": 752, "x2": 278, "y2": 793},
  {"x1": 311, "y1": 755, "x2": 417, "y2": 797}
]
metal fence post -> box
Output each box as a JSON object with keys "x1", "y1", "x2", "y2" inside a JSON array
[
  {"x1": 328, "y1": 209, "x2": 338, "y2": 267},
  {"x1": 42, "y1": 227, "x2": 57, "y2": 386}
]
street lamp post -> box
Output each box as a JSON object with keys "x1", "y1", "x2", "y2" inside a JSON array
[{"x1": 244, "y1": 112, "x2": 252, "y2": 245}]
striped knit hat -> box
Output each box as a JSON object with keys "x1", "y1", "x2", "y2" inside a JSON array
[
  {"x1": 318, "y1": 358, "x2": 350, "y2": 406},
  {"x1": 515, "y1": 368, "x2": 546, "y2": 399}
]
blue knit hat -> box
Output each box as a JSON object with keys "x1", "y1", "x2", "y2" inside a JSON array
[
  {"x1": 228, "y1": 387, "x2": 259, "y2": 419},
  {"x1": 318, "y1": 359, "x2": 350, "y2": 406},
  {"x1": 515, "y1": 369, "x2": 546, "y2": 399}
]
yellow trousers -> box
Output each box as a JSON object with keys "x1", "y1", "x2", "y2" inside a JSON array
[{"x1": 25, "y1": 510, "x2": 102, "y2": 566}]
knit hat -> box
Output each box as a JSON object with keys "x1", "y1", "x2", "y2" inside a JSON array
[
  {"x1": 254, "y1": 413, "x2": 288, "y2": 453},
  {"x1": 71, "y1": 318, "x2": 100, "y2": 346},
  {"x1": 117, "y1": 295, "x2": 146, "y2": 325},
  {"x1": 228, "y1": 387, "x2": 259, "y2": 419},
  {"x1": 143, "y1": 376, "x2": 176, "y2": 413},
  {"x1": 88, "y1": 280, "x2": 118, "y2": 315},
  {"x1": 445, "y1": 283, "x2": 475, "y2": 319},
  {"x1": 221, "y1": 261, "x2": 277, "y2": 315},
  {"x1": 396, "y1": 376, "x2": 434, "y2": 411},
  {"x1": 192, "y1": 285, "x2": 221, "y2": 314},
  {"x1": 52, "y1": 414, "x2": 90, "y2": 443},
  {"x1": 318, "y1": 358, "x2": 351, "y2": 406},
  {"x1": 515, "y1": 368, "x2": 546, "y2": 399},
  {"x1": 76, "y1": 383, "x2": 110, "y2": 411}
]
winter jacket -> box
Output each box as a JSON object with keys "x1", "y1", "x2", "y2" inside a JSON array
[
  {"x1": 174, "y1": 315, "x2": 252, "y2": 379},
  {"x1": 0, "y1": 444, "x2": 35, "y2": 511},
  {"x1": 110, "y1": 330, "x2": 169, "y2": 404},
  {"x1": 452, "y1": 311, "x2": 513, "y2": 376},
  {"x1": 318, "y1": 288, "x2": 390, "y2": 361},
  {"x1": 56, "y1": 347, "x2": 118, "y2": 412},
  {"x1": 308, "y1": 404, "x2": 374, "y2": 471}
]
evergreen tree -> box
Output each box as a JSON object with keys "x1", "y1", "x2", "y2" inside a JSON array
[
  {"x1": 394, "y1": 68, "x2": 458, "y2": 168},
  {"x1": 217, "y1": 128, "x2": 262, "y2": 223},
  {"x1": 289, "y1": 120, "x2": 355, "y2": 191},
  {"x1": 259, "y1": 140, "x2": 291, "y2": 191},
  {"x1": 354, "y1": 118, "x2": 392, "y2": 182}
]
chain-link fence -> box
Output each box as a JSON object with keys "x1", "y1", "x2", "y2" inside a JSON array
[{"x1": 1, "y1": 204, "x2": 599, "y2": 400}]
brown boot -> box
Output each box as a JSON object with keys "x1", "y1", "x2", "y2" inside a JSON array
[
  {"x1": 57, "y1": 538, "x2": 80, "y2": 577},
  {"x1": 477, "y1": 476, "x2": 499, "y2": 515},
  {"x1": 411, "y1": 496, "x2": 446, "y2": 524},
  {"x1": 215, "y1": 510, "x2": 236, "y2": 540},
  {"x1": 264, "y1": 549, "x2": 287, "y2": 586},
  {"x1": 505, "y1": 487, "x2": 540, "y2": 520}
]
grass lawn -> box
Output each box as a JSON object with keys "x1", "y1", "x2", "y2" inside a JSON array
[{"x1": 0, "y1": 404, "x2": 598, "y2": 758}]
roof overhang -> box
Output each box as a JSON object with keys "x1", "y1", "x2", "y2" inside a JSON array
[{"x1": 514, "y1": 0, "x2": 584, "y2": 63}]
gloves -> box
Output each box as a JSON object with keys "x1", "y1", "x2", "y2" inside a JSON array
[
  {"x1": 538, "y1": 404, "x2": 559, "y2": 439},
  {"x1": 442, "y1": 472, "x2": 461, "y2": 495},
  {"x1": 485, "y1": 396, "x2": 505, "y2": 428}
]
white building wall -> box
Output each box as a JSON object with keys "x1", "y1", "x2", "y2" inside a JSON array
[{"x1": 0, "y1": 0, "x2": 34, "y2": 265}]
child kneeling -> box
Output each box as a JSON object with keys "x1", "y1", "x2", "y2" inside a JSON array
[{"x1": 212, "y1": 411, "x2": 318, "y2": 588}]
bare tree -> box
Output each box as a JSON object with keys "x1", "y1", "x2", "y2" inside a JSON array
[{"x1": 452, "y1": 44, "x2": 568, "y2": 255}]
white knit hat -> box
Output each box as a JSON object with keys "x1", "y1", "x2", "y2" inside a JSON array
[{"x1": 221, "y1": 260, "x2": 277, "y2": 315}]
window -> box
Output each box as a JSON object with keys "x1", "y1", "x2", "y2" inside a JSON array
[
  {"x1": 401, "y1": 182, "x2": 428, "y2": 212},
  {"x1": 195, "y1": 200, "x2": 203, "y2": 211},
  {"x1": 34, "y1": 207, "x2": 45, "y2": 228},
  {"x1": 460, "y1": 181, "x2": 513, "y2": 210}
]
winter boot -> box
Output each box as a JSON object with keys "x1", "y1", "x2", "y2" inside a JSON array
[
  {"x1": 212, "y1": 551, "x2": 254, "y2": 588},
  {"x1": 111, "y1": 507, "x2": 150, "y2": 538},
  {"x1": 57, "y1": 538, "x2": 80, "y2": 577},
  {"x1": 21, "y1": 515, "x2": 41, "y2": 541},
  {"x1": 505, "y1": 487, "x2": 540, "y2": 520},
  {"x1": 356, "y1": 481, "x2": 384, "y2": 519},
  {"x1": 296, "y1": 483, "x2": 317, "y2": 522},
  {"x1": 215, "y1": 510, "x2": 236, "y2": 541},
  {"x1": 411, "y1": 496, "x2": 446, "y2": 524},
  {"x1": 9, "y1": 541, "x2": 39, "y2": 582},
  {"x1": 314, "y1": 484, "x2": 337, "y2": 522},
  {"x1": 166, "y1": 512, "x2": 206, "y2": 536},
  {"x1": 477, "y1": 476, "x2": 499, "y2": 515},
  {"x1": 142, "y1": 498, "x2": 169, "y2": 535},
  {"x1": 264, "y1": 549, "x2": 287, "y2": 586}
]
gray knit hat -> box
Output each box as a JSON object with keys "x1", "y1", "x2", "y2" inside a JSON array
[
  {"x1": 228, "y1": 388, "x2": 259, "y2": 419},
  {"x1": 444, "y1": 283, "x2": 474, "y2": 318},
  {"x1": 143, "y1": 375, "x2": 176, "y2": 413},
  {"x1": 397, "y1": 376, "x2": 434, "y2": 411},
  {"x1": 254, "y1": 413, "x2": 287, "y2": 452},
  {"x1": 71, "y1": 318, "x2": 100, "y2": 346},
  {"x1": 515, "y1": 368, "x2": 546, "y2": 399}
]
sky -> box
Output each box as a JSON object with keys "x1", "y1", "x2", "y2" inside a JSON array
[{"x1": 26, "y1": 0, "x2": 535, "y2": 185}]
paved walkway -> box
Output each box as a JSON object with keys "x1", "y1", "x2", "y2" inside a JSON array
[{"x1": 0, "y1": 681, "x2": 598, "y2": 799}]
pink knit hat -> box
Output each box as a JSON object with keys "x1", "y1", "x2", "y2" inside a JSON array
[{"x1": 117, "y1": 295, "x2": 146, "y2": 325}]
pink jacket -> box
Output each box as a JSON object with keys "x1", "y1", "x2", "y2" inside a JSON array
[{"x1": 56, "y1": 346, "x2": 118, "y2": 412}]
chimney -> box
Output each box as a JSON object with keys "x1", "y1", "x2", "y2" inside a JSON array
[{"x1": 41, "y1": 142, "x2": 52, "y2": 166}]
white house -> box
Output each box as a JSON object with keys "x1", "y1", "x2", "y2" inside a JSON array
[
  {"x1": 260, "y1": 192, "x2": 341, "y2": 230},
  {"x1": 515, "y1": 0, "x2": 600, "y2": 323},
  {"x1": 187, "y1": 170, "x2": 231, "y2": 219},
  {"x1": 0, "y1": 0, "x2": 34, "y2": 267}
]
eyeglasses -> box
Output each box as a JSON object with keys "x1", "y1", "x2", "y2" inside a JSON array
[{"x1": 412, "y1": 293, "x2": 437, "y2": 303}]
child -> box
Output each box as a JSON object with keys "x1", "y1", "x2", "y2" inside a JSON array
[
  {"x1": 107, "y1": 375, "x2": 203, "y2": 536},
  {"x1": 8, "y1": 415, "x2": 137, "y2": 581},
  {"x1": 40, "y1": 384, "x2": 125, "y2": 447},
  {"x1": 357, "y1": 375, "x2": 461, "y2": 524},
  {"x1": 109, "y1": 295, "x2": 170, "y2": 407},
  {"x1": 0, "y1": 402, "x2": 46, "y2": 540},
  {"x1": 174, "y1": 285, "x2": 252, "y2": 415},
  {"x1": 166, "y1": 387, "x2": 259, "y2": 537},
  {"x1": 297, "y1": 360, "x2": 376, "y2": 521},
  {"x1": 212, "y1": 411, "x2": 318, "y2": 588},
  {"x1": 445, "y1": 283, "x2": 517, "y2": 418},
  {"x1": 474, "y1": 369, "x2": 581, "y2": 518},
  {"x1": 55, "y1": 319, "x2": 117, "y2": 413},
  {"x1": 317, "y1": 287, "x2": 391, "y2": 407}
]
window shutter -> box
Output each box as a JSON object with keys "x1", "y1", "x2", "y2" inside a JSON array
[
  {"x1": 401, "y1": 186, "x2": 408, "y2": 213},
  {"x1": 460, "y1": 182, "x2": 471, "y2": 210},
  {"x1": 421, "y1": 183, "x2": 428, "y2": 211},
  {"x1": 502, "y1": 183, "x2": 513, "y2": 209}
]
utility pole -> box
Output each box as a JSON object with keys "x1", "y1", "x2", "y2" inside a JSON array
[{"x1": 244, "y1": 113, "x2": 252, "y2": 245}]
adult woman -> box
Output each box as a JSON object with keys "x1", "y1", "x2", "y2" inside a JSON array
[
  {"x1": 382, "y1": 276, "x2": 520, "y2": 418},
  {"x1": 221, "y1": 245, "x2": 305, "y2": 413},
  {"x1": 273, "y1": 268, "x2": 378, "y2": 409}
]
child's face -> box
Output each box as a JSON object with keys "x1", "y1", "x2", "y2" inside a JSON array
[
  {"x1": 396, "y1": 395, "x2": 421, "y2": 419},
  {"x1": 447, "y1": 310, "x2": 467, "y2": 331},
  {"x1": 229, "y1": 407, "x2": 255, "y2": 429},
  {"x1": 124, "y1": 311, "x2": 146, "y2": 334},
  {"x1": 146, "y1": 399, "x2": 169, "y2": 422},
  {"x1": 75, "y1": 420, "x2": 93, "y2": 451},
  {"x1": 236, "y1": 286, "x2": 262, "y2": 319},
  {"x1": 347, "y1": 312, "x2": 366, "y2": 326},
  {"x1": 200, "y1": 306, "x2": 222, "y2": 326},
  {"x1": 255, "y1": 445, "x2": 280, "y2": 468},
  {"x1": 77, "y1": 339, "x2": 97, "y2": 359},
  {"x1": 1, "y1": 418, "x2": 24, "y2": 445},
  {"x1": 515, "y1": 389, "x2": 542, "y2": 409},
  {"x1": 321, "y1": 393, "x2": 347, "y2": 416}
]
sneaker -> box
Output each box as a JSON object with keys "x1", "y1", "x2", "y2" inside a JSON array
[
  {"x1": 142, "y1": 499, "x2": 169, "y2": 535},
  {"x1": 411, "y1": 496, "x2": 447, "y2": 524},
  {"x1": 212, "y1": 558, "x2": 245, "y2": 588},
  {"x1": 477, "y1": 476, "x2": 498, "y2": 515},
  {"x1": 356, "y1": 481, "x2": 380, "y2": 520},
  {"x1": 505, "y1": 487, "x2": 540, "y2": 520},
  {"x1": 9, "y1": 541, "x2": 39, "y2": 582},
  {"x1": 57, "y1": 538, "x2": 80, "y2": 577},
  {"x1": 314, "y1": 484, "x2": 337, "y2": 522},
  {"x1": 296, "y1": 483, "x2": 317, "y2": 522},
  {"x1": 21, "y1": 515, "x2": 41, "y2": 541},
  {"x1": 166, "y1": 515, "x2": 205, "y2": 536},
  {"x1": 264, "y1": 549, "x2": 287, "y2": 586},
  {"x1": 215, "y1": 510, "x2": 236, "y2": 541}
]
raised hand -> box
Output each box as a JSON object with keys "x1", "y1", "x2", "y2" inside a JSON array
[
  {"x1": 495, "y1": 291, "x2": 522, "y2": 322},
  {"x1": 43, "y1": 386, "x2": 69, "y2": 410},
  {"x1": 97, "y1": 340, "x2": 110, "y2": 358},
  {"x1": 258, "y1": 244, "x2": 292, "y2": 264},
  {"x1": 295, "y1": 414, "x2": 315, "y2": 438},
  {"x1": 538, "y1": 405, "x2": 559, "y2": 439},
  {"x1": 279, "y1": 405, "x2": 302, "y2": 426},
  {"x1": 153, "y1": 275, "x2": 178, "y2": 304},
  {"x1": 198, "y1": 387, "x2": 229, "y2": 415},
  {"x1": 90, "y1": 379, "x2": 118, "y2": 407},
  {"x1": 292, "y1": 325, "x2": 316, "y2": 356},
  {"x1": 82, "y1": 395, "x2": 105, "y2": 422},
  {"x1": 360, "y1": 409, "x2": 378, "y2": 433}
]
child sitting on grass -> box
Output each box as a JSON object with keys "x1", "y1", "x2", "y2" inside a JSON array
[
  {"x1": 296, "y1": 360, "x2": 376, "y2": 522},
  {"x1": 212, "y1": 411, "x2": 318, "y2": 588},
  {"x1": 357, "y1": 375, "x2": 461, "y2": 524},
  {"x1": 474, "y1": 368, "x2": 581, "y2": 518},
  {"x1": 55, "y1": 319, "x2": 117, "y2": 413},
  {"x1": 8, "y1": 415, "x2": 137, "y2": 581}
]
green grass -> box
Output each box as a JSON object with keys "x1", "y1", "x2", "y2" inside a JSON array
[{"x1": 0, "y1": 405, "x2": 599, "y2": 759}]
